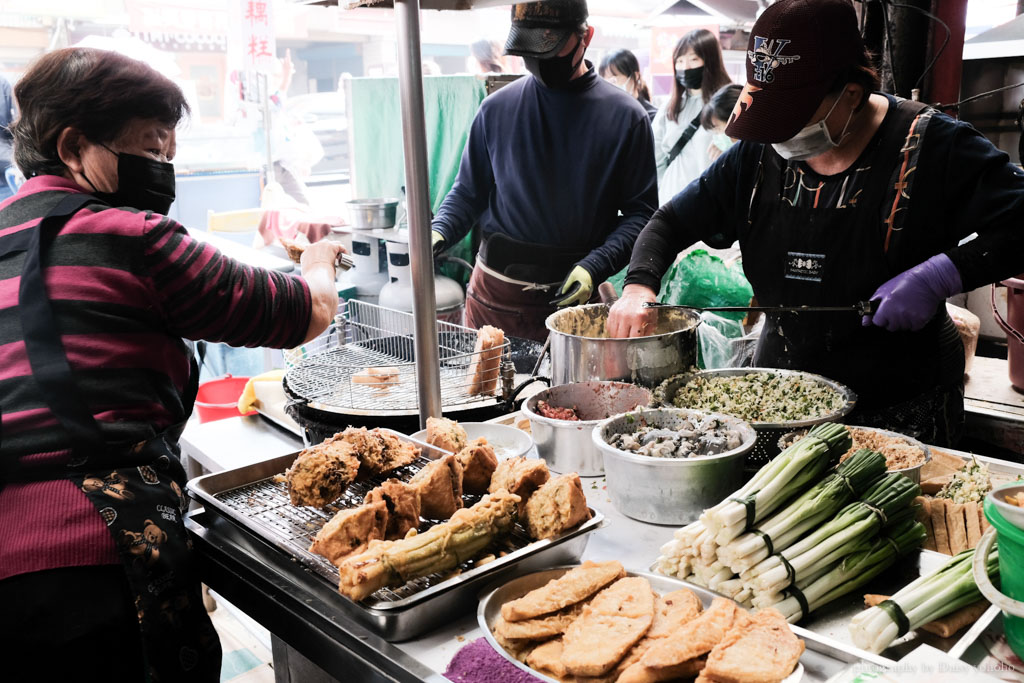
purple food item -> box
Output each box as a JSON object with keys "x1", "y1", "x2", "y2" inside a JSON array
[{"x1": 443, "y1": 638, "x2": 543, "y2": 683}]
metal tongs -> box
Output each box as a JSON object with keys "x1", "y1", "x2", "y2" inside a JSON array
[{"x1": 644, "y1": 299, "x2": 880, "y2": 317}]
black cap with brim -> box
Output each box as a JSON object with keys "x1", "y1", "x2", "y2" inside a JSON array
[
  {"x1": 504, "y1": 23, "x2": 573, "y2": 59},
  {"x1": 724, "y1": 77, "x2": 833, "y2": 144}
]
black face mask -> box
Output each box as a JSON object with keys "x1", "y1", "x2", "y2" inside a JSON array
[
  {"x1": 677, "y1": 65, "x2": 705, "y2": 91},
  {"x1": 523, "y1": 38, "x2": 585, "y2": 89},
  {"x1": 86, "y1": 145, "x2": 176, "y2": 215}
]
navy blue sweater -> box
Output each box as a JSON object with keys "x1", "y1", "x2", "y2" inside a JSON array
[{"x1": 432, "y1": 64, "x2": 658, "y2": 284}]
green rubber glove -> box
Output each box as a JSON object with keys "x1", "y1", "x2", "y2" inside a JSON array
[{"x1": 550, "y1": 265, "x2": 594, "y2": 307}]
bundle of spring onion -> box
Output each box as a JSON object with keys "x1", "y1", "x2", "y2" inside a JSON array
[
  {"x1": 717, "y1": 448, "x2": 888, "y2": 574},
  {"x1": 701, "y1": 422, "x2": 852, "y2": 546},
  {"x1": 741, "y1": 473, "x2": 921, "y2": 601},
  {"x1": 772, "y1": 519, "x2": 927, "y2": 623},
  {"x1": 849, "y1": 544, "x2": 999, "y2": 653}
]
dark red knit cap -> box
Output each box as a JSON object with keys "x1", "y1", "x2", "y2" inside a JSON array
[{"x1": 725, "y1": 0, "x2": 864, "y2": 143}]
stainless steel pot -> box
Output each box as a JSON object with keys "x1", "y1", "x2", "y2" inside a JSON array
[
  {"x1": 545, "y1": 304, "x2": 700, "y2": 388},
  {"x1": 593, "y1": 408, "x2": 757, "y2": 525},
  {"x1": 346, "y1": 198, "x2": 399, "y2": 229},
  {"x1": 522, "y1": 381, "x2": 652, "y2": 476}
]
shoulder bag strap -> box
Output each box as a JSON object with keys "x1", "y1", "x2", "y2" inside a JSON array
[{"x1": 665, "y1": 112, "x2": 704, "y2": 168}]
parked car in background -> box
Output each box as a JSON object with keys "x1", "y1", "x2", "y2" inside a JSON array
[{"x1": 284, "y1": 91, "x2": 349, "y2": 177}]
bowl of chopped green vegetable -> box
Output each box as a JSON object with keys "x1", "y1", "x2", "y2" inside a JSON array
[{"x1": 654, "y1": 368, "x2": 856, "y2": 469}]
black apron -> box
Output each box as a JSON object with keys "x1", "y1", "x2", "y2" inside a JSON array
[
  {"x1": 740, "y1": 100, "x2": 965, "y2": 446},
  {"x1": 0, "y1": 193, "x2": 221, "y2": 680}
]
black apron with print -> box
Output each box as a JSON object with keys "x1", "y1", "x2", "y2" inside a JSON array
[
  {"x1": 739, "y1": 100, "x2": 965, "y2": 446},
  {"x1": 0, "y1": 193, "x2": 221, "y2": 680}
]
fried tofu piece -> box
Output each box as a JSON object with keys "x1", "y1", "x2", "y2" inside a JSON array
[
  {"x1": 308, "y1": 500, "x2": 388, "y2": 565},
  {"x1": 340, "y1": 427, "x2": 420, "y2": 476},
  {"x1": 618, "y1": 656, "x2": 707, "y2": 683},
  {"x1": 561, "y1": 576, "x2": 656, "y2": 677},
  {"x1": 648, "y1": 589, "x2": 704, "y2": 638},
  {"x1": 501, "y1": 560, "x2": 625, "y2": 622},
  {"x1": 640, "y1": 597, "x2": 747, "y2": 670},
  {"x1": 456, "y1": 438, "x2": 498, "y2": 495},
  {"x1": 524, "y1": 473, "x2": 592, "y2": 540},
  {"x1": 409, "y1": 454, "x2": 464, "y2": 519},
  {"x1": 425, "y1": 416, "x2": 468, "y2": 453},
  {"x1": 525, "y1": 638, "x2": 567, "y2": 679},
  {"x1": 489, "y1": 456, "x2": 550, "y2": 518},
  {"x1": 469, "y1": 325, "x2": 504, "y2": 395},
  {"x1": 494, "y1": 601, "x2": 586, "y2": 641},
  {"x1": 364, "y1": 479, "x2": 421, "y2": 539},
  {"x1": 285, "y1": 436, "x2": 360, "y2": 507},
  {"x1": 701, "y1": 607, "x2": 804, "y2": 683}
]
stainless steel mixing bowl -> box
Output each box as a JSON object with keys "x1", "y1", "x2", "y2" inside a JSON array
[
  {"x1": 522, "y1": 381, "x2": 653, "y2": 476},
  {"x1": 593, "y1": 407, "x2": 757, "y2": 525}
]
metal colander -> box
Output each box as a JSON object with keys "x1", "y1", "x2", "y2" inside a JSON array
[{"x1": 653, "y1": 368, "x2": 857, "y2": 469}]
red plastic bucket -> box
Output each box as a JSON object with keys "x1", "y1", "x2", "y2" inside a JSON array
[
  {"x1": 993, "y1": 278, "x2": 1024, "y2": 393},
  {"x1": 195, "y1": 375, "x2": 255, "y2": 423}
]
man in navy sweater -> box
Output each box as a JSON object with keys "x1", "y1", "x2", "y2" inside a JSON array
[{"x1": 430, "y1": 0, "x2": 658, "y2": 341}]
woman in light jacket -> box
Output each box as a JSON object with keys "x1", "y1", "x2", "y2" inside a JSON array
[{"x1": 652, "y1": 29, "x2": 732, "y2": 205}]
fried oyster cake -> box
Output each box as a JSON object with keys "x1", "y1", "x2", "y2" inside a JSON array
[
  {"x1": 456, "y1": 438, "x2": 498, "y2": 495},
  {"x1": 285, "y1": 435, "x2": 360, "y2": 507},
  {"x1": 409, "y1": 454, "x2": 464, "y2": 519}
]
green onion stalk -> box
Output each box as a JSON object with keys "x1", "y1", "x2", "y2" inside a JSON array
[
  {"x1": 849, "y1": 543, "x2": 1000, "y2": 653},
  {"x1": 742, "y1": 473, "x2": 920, "y2": 595},
  {"x1": 771, "y1": 519, "x2": 927, "y2": 623},
  {"x1": 719, "y1": 448, "x2": 888, "y2": 573},
  {"x1": 703, "y1": 422, "x2": 852, "y2": 545}
]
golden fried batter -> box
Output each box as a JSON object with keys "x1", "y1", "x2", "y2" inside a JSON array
[
  {"x1": 493, "y1": 600, "x2": 586, "y2": 641},
  {"x1": 364, "y1": 479, "x2": 421, "y2": 539},
  {"x1": 425, "y1": 416, "x2": 468, "y2": 454},
  {"x1": 701, "y1": 607, "x2": 804, "y2": 683},
  {"x1": 525, "y1": 638, "x2": 567, "y2": 679},
  {"x1": 489, "y1": 456, "x2": 550, "y2": 518},
  {"x1": 456, "y1": 438, "x2": 498, "y2": 495},
  {"x1": 561, "y1": 576, "x2": 655, "y2": 677},
  {"x1": 308, "y1": 500, "x2": 388, "y2": 565},
  {"x1": 409, "y1": 454, "x2": 464, "y2": 519},
  {"x1": 501, "y1": 560, "x2": 625, "y2": 622},
  {"x1": 285, "y1": 436, "x2": 360, "y2": 507},
  {"x1": 524, "y1": 473, "x2": 591, "y2": 540},
  {"x1": 339, "y1": 426, "x2": 420, "y2": 476},
  {"x1": 640, "y1": 597, "x2": 747, "y2": 671}
]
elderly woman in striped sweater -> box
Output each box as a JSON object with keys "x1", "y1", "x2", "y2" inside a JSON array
[{"x1": 0, "y1": 48, "x2": 345, "y2": 681}]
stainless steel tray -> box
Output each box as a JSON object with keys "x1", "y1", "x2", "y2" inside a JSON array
[
  {"x1": 186, "y1": 431, "x2": 604, "y2": 641},
  {"x1": 479, "y1": 566, "x2": 834, "y2": 682},
  {"x1": 651, "y1": 548, "x2": 1000, "y2": 668}
]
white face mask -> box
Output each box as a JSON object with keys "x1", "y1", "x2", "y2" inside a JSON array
[
  {"x1": 772, "y1": 95, "x2": 854, "y2": 161},
  {"x1": 712, "y1": 132, "x2": 734, "y2": 153},
  {"x1": 616, "y1": 75, "x2": 633, "y2": 94}
]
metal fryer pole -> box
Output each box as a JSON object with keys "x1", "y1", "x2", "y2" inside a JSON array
[{"x1": 395, "y1": 0, "x2": 442, "y2": 427}]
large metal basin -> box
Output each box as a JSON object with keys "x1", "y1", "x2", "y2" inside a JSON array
[
  {"x1": 593, "y1": 407, "x2": 756, "y2": 525},
  {"x1": 545, "y1": 304, "x2": 700, "y2": 388},
  {"x1": 522, "y1": 381, "x2": 653, "y2": 476}
]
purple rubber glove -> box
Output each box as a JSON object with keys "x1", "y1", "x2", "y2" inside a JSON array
[{"x1": 864, "y1": 253, "x2": 962, "y2": 332}]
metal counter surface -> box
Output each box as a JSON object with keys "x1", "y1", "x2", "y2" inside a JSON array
[{"x1": 181, "y1": 414, "x2": 1020, "y2": 682}]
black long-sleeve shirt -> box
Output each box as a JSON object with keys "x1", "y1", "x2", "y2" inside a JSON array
[
  {"x1": 626, "y1": 94, "x2": 1024, "y2": 293},
  {"x1": 432, "y1": 64, "x2": 658, "y2": 284}
]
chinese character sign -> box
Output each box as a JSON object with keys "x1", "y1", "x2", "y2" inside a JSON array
[{"x1": 240, "y1": 0, "x2": 275, "y2": 72}]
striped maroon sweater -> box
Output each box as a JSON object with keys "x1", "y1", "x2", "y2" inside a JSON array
[{"x1": 0, "y1": 176, "x2": 312, "y2": 581}]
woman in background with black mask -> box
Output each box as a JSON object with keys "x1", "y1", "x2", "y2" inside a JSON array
[
  {"x1": 652, "y1": 28, "x2": 732, "y2": 205},
  {"x1": 0, "y1": 48, "x2": 346, "y2": 681}
]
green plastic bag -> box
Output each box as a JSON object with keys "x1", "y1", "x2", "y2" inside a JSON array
[{"x1": 607, "y1": 249, "x2": 753, "y2": 322}]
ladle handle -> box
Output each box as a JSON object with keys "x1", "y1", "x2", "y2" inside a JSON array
[{"x1": 972, "y1": 527, "x2": 1024, "y2": 617}]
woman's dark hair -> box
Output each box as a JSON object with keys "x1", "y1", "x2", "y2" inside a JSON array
[
  {"x1": 667, "y1": 28, "x2": 731, "y2": 123},
  {"x1": 701, "y1": 83, "x2": 743, "y2": 130},
  {"x1": 12, "y1": 48, "x2": 190, "y2": 178},
  {"x1": 470, "y1": 39, "x2": 503, "y2": 73},
  {"x1": 598, "y1": 49, "x2": 652, "y2": 102}
]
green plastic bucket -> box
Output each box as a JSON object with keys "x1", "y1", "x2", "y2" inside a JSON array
[{"x1": 976, "y1": 496, "x2": 1024, "y2": 659}]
